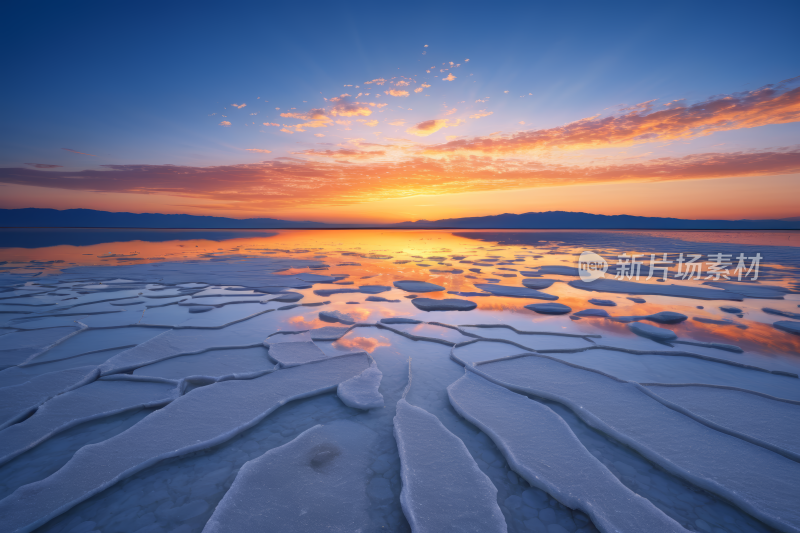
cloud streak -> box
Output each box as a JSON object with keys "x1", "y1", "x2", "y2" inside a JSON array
[
  {"x1": 3, "y1": 148, "x2": 798, "y2": 210},
  {"x1": 62, "y1": 148, "x2": 97, "y2": 156},
  {"x1": 425, "y1": 79, "x2": 800, "y2": 154},
  {"x1": 406, "y1": 119, "x2": 462, "y2": 137}
]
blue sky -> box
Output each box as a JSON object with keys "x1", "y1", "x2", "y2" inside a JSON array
[{"x1": 1, "y1": 0, "x2": 798, "y2": 221}]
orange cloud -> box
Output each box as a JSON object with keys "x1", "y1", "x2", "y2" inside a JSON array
[
  {"x1": 314, "y1": 133, "x2": 325, "y2": 137},
  {"x1": 331, "y1": 102, "x2": 373, "y2": 117},
  {"x1": 359, "y1": 119, "x2": 379, "y2": 127},
  {"x1": 3, "y1": 149, "x2": 799, "y2": 210},
  {"x1": 469, "y1": 110, "x2": 493, "y2": 119},
  {"x1": 328, "y1": 93, "x2": 352, "y2": 102},
  {"x1": 406, "y1": 119, "x2": 462, "y2": 137},
  {"x1": 245, "y1": 148, "x2": 272, "y2": 153},
  {"x1": 414, "y1": 87, "x2": 424, "y2": 93},
  {"x1": 387, "y1": 119, "x2": 406, "y2": 126},
  {"x1": 443, "y1": 73, "x2": 456, "y2": 81},
  {"x1": 443, "y1": 108, "x2": 458, "y2": 116},
  {"x1": 292, "y1": 148, "x2": 387, "y2": 160},
  {"x1": 364, "y1": 78, "x2": 387, "y2": 85},
  {"x1": 279, "y1": 108, "x2": 333, "y2": 130},
  {"x1": 232, "y1": 103, "x2": 246, "y2": 109},
  {"x1": 395, "y1": 80, "x2": 410, "y2": 87},
  {"x1": 219, "y1": 121, "x2": 231, "y2": 127},
  {"x1": 385, "y1": 89, "x2": 409, "y2": 97},
  {"x1": 263, "y1": 122, "x2": 280, "y2": 127},
  {"x1": 428, "y1": 78, "x2": 800, "y2": 154}
]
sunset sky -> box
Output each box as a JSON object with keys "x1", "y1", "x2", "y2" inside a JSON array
[{"x1": 1, "y1": 1, "x2": 798, "y2": 223}]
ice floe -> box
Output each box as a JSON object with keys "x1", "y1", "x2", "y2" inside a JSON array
[
  {"x1": 411, "y1": 297, "x2": 477, "y2": 311},
  {"x1": 337, "y1": 361, "x2": 384, "y2": 410},
  {"x1": 0, "y1": 380, "x2": 179, "y2": 467},
  {"x1": 203, "y1": 421, "x2": 378, "y2": 533},
  {"x1": 448, "y1": 371, "x2": 685, "y2": 533},
  {"x1": 0, "y1": 366, "x2": 99, "y2": 430},
  {"x1": 393, "y1": 399, "x2": 507, "y2": 533},
  {"x1": 525, "y1": 302, "x2": 572, "y2": 315},
  {"x1": 0, "y1": 353, "x2": 370, "y2": 533},
  {"x1": 471, "y1": 355, "x2": 800, "y2": 532},
  {"x1": 393, "y1": 280, "x2": 445, "y2": 293},
  {"x1": 628, "y1": 322, "x2": 678, "y2": 342},
  {"x1": 474, "y1": 283, "x2": 558, "y2": 300},
  {"x1": 569, "y1": 279, "x2": 746, "y2": 301}
]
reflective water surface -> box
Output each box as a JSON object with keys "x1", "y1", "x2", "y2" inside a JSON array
[{"x1": 1, "y1": 228, "x2": 799, "y2": 533}]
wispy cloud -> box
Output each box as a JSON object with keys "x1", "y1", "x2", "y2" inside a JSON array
[
  {"x1": 406, "y1": 119, "x2": 462, "y2": 137},
  {"x1": 245, "y1": 148, "x2": 272, "y2": 153},
  {"x1": 219, "y1": 121, "x2": 231, "y2": 127},
  {"x1": 62, "y1": 148, "x2": 97, "y2": 156},
  {"x1": 469, "y1": 110, "x2": 493, "y2": 119},
  {"x1": 427, "y1": 79, "x2": 800, "y2": 154},
  {"x1": 232, "y1": 103, "x2": 247, "y2": 109},
  {"x1": 25, "y1": 163, "x2": 63, "y2": 169},
  {"x1": 4, "y1": 149, "x2": 798, "y2": 209},
  {"x1": 331, "y1": 101, "x2": 373, "y2": 117}
]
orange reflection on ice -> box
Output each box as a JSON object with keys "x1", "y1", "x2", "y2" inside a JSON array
[{"x1": 334, "y1": 336, "x2": 391, "y2": 353}]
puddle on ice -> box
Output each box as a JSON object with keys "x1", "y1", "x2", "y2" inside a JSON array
[{"x1": 0, "y1": 228, "x2": 798, "y2": 532}]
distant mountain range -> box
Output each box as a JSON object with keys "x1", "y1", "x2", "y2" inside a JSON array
[
  {"x1": 1, "y1": 208, "x2": 799, "y2": 230},
  {"x1": 0, "y1": 208, "x2": 353, "y2": 229},
  {"x1": 391, "y1": 211, "x2": 800, "y2": 230}
]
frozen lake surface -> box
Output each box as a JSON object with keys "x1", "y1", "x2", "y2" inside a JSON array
[{"x1": 0, "y1": 228, "x2": 799, "y2": 533}]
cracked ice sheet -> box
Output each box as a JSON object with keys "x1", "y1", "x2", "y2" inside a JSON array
[
  {"x1": 0, "y1": 326, "x2": 81, "y2": 368},
  {"x1": 472, "y1": 355, "x2": 800, "y2": 533},
  {"x1": 382, "y1": 322, "x2": 474, "y2": 344},
  {"x1": 448, "y1": 371, "x2": 685, "y2": 533},
  {"x1": 133, "y1": 346, "x2": 273, "y2": 380},
  {"x1": 321, "y1": 327, "x2": 595, "y2": 532},
  {"x1": 393, "y1": 399, "x2": 507, "y2": 533},
  {"x1": 141, "y1": 300, "x2": 281, "y2": 328},
  {"x1": 0, "y1": 380, "x2": 179, "y2": 467},
  {"x1": 37, "y1": 257, "x2": 322, "y2": 284},
  {"x1": 0, "y1": 348, "x2": 130, "y2": 388},
  {"x1": 0, "y1": 353, "x2": 370, "y2": 533},
  {"x1": 203, "y1": 420, "x2": 378, "y2": 533},
  {"x1": 98, "y1": 309, "x2": 311, "y2": 374},
  {"x1": 0, "y1": 409, "x2": 155, "y2": 502},
  {"x1": 586, "y1": 330, "x2": 800, "y2": 374},
  {"x1": 0, "y1": 366, "x2": 100, "y2": 430},
  {"x1": 23, "y1": 327, "x2": 169, "y2": 365},
  {"x1": 645, "y1": 384, "x2": 800, "y2": 461},
  {"x1": 549, "y1": 349, "x2": 800, "y2": 401},
  {"x1": 458, "y1": 325, "x2": 595, "y2": 351},
  {"x1": 451, "y1": 340, "x2": 533, "y2": 366}
]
